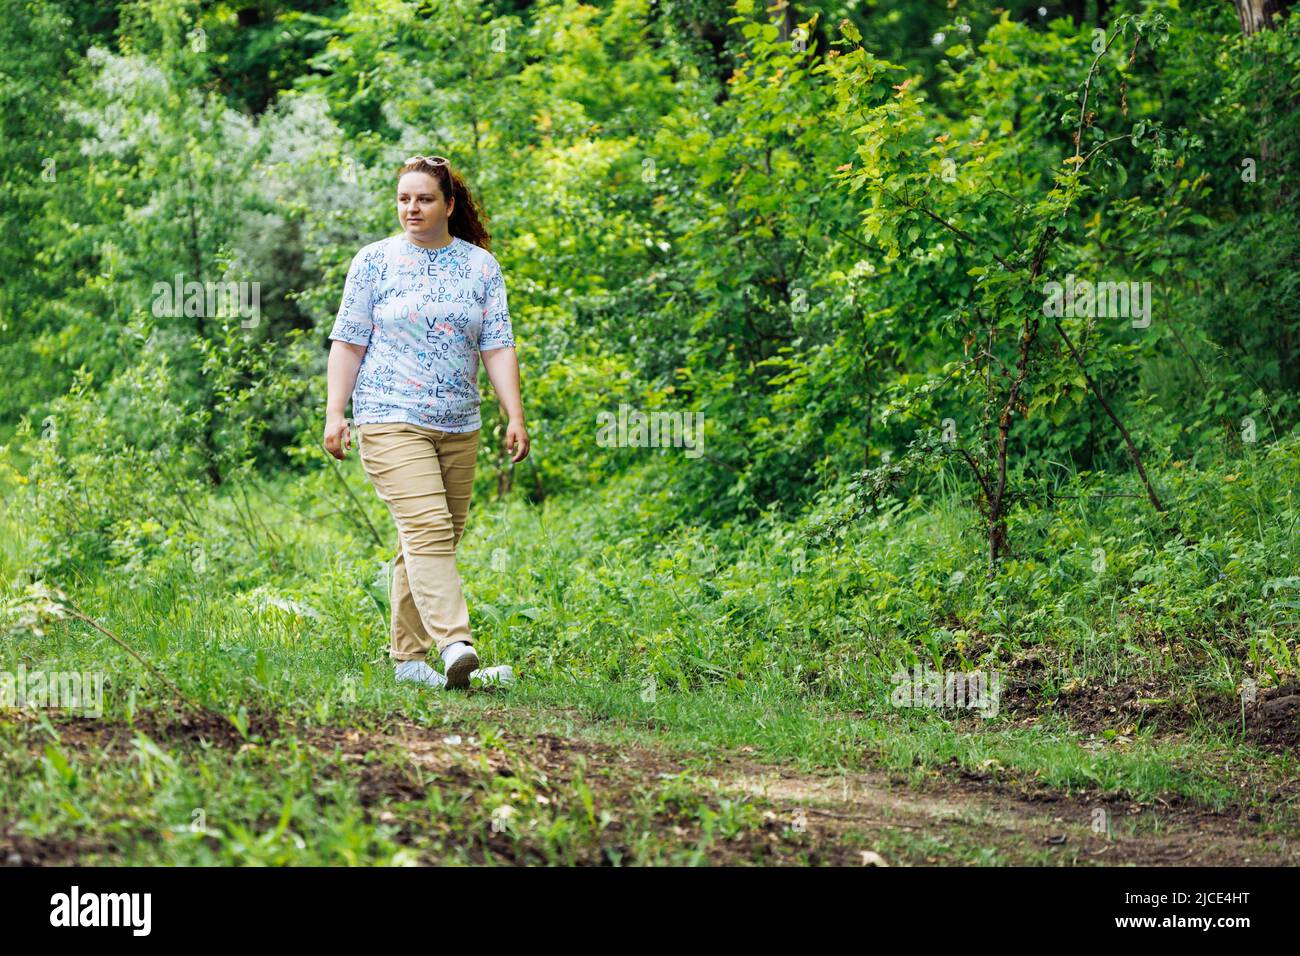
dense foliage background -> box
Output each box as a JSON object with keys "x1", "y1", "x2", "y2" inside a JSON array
[{"x1": 2, "y1": 0, "x2": 1297, "y2": 698}]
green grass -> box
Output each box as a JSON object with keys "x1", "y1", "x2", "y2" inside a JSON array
[{"x1": 1, "y1": 434, "x2": 1297, "y2": 864}]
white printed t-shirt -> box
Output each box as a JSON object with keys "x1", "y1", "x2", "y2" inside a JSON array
[{"x1": 329, "y1": 234, "x2": 515, "y2": 433}]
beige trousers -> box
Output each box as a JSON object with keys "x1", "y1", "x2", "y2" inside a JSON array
[{"x1": 357, "y1": 422, "x2": 480, "y2": 661}]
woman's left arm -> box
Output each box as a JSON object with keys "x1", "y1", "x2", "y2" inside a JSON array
[{"x1": 480, "y1": 346, "x2": 530, "y2": 462}]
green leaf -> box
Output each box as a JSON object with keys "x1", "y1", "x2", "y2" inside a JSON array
[{"x1": 44, "y1": 744, "x2": 76, "y2": 785}]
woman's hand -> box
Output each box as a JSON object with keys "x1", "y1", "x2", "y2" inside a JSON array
[
  {"x1": 480, "y1": 347, "x2": 528, "y2": 462},
  {"x1": 506, "y1": 419, "x2": 530, "y2": 463},
  {"x1": 323, "y1": 410, "x2": 353, "y2": 460},
  {"x1": 325, "y1": 341, "x2": 366, "y2": 460}
]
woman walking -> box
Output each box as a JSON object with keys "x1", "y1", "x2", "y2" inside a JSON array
[{"x1": 323, "y1": 155, "x2": 529, "y2": 689}]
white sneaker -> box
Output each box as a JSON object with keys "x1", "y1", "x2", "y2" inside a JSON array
[
  {"x1": 394, "y1": 659, "x2": 447, "y2": 689},
  {"x1": 470, "y1": 665, "x2": 515, "y2": 688},
  {"x1": 441, "y1": 641, "x2": 479, "y2": 689}
]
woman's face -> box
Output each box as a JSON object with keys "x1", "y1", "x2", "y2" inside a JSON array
[{"x1": 397, "y1": 171, "x2": 454, "y2": 241}]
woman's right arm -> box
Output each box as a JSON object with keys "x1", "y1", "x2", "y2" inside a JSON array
[{"x1": 323, "y1": 340, "x2": 367, "y2": 460}]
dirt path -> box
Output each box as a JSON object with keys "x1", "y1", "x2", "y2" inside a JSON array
[
  {"x1": 465, "y1": 724, "x2": 1295, "y2": 866},
  {"x1": 4, "y1": 709, "x2": 1294, "y2": 865}
]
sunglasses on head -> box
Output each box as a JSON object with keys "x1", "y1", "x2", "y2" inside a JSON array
[{"x1": 404, "y1": 154, "x2": 450, "y2": 167}]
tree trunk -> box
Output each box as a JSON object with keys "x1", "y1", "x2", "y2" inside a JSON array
[
  {"x1": 1233, "y1": 2, "x2": 1298, "y2": 391},
  {"x1": 187, "y1": 195, "x2": 223, "y2": 487},
  {"x1": 1232, "y1": 0, "x2": 1296, "y2": 35}
]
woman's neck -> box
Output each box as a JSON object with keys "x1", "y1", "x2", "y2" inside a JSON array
[{"x1": 403, "y1": 229, "x2": 455, "y2": 250}]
